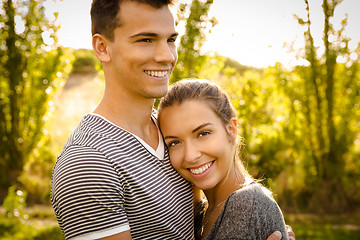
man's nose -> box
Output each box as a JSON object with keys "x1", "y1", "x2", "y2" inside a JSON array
[{"x1": 154, "y1": 42, "x2": 177, "y2": 64}]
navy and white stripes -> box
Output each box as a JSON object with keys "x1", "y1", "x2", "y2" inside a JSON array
[{"x1": 51, "y1": 113, "x2": 194, "y2": 240}]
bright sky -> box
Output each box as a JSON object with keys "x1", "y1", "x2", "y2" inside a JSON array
[{"x1": 44, "y1": 0, "x2": 360, "y2": 68}]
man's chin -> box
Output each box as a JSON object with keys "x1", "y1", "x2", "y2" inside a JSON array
[{"x1": 149, "y1": 88, "x2": 169, "y2": 99}]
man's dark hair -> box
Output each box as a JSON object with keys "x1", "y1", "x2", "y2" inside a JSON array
[{"x1": 91, "y1": 0, "x2": 174, "y2": 41}]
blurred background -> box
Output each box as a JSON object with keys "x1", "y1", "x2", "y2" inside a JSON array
[{"x1": 0, "y1": 0, "x2": 359, "y2": 239}]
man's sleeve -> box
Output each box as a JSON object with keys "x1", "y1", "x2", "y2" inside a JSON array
[{"x1": 51, "y1": 145, "x2": 130, "y2": 240}]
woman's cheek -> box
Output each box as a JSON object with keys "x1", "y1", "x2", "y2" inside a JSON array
[
  {"x1": 170, "y1": 150, "x2": 188, "y2": 177},
  {"x1": 169, "y1": 151, "x2": 180, "y2": 169}
]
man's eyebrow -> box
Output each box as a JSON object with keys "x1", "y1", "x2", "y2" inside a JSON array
[
  {"x1": 130, "y1": 32, "x2": 179, "y2": 38},
  {"x1": 170, "y1": 32, "x2": 179, "y2": 38},
  {"x1": 192, "y1": 123, "x2": 213, "y2": 134}
]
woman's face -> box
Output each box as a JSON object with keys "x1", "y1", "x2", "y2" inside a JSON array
[{"x1": 159, "y1": 100, "x2": 237, "y2": 191}]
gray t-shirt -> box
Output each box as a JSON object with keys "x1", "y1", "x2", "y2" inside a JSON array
[{"x1": 202, "y1": 182, "x2": 288, "y2": 240}]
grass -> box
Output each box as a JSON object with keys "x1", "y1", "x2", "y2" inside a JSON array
[
  {"x1": 285, "y1": 213, "x2": 360, "y2": 240},
  {"x1": 0, "y1": 205, "x2": 64, "y2": 240},
  {"x1": 1, "y1": 206, "x2": 360, "y2": 239}
]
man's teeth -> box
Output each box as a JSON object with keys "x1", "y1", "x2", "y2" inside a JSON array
[
  {"x1": 145, "y1": 70, "x2": 168, "y2": 77},
  {"x1": 189, "y1": 162, "x2": 213, "y2": 175}
]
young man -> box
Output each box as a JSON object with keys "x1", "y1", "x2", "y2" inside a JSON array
[{"x1": 51, "y1": 1, "x2": 294, "y2": 239}]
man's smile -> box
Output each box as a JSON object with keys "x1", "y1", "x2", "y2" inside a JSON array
[{"x1": 144, "y1": 70, "x2": 169, "y2": 77}]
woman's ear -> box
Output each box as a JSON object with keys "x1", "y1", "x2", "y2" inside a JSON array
[
  {"x1": 226, "y1": 117, "x2": 238, "y2": 143},
  {"x1": 92, "y1": 33, "x2": 111, "y2": 63}
]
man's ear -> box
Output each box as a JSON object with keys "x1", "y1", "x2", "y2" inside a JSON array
[
  {"x1": 92, "y1": 33, "x2": 111, "y2": 63},
  {"x1": 226, "y1": 117, "x2": 238, "y2": 143}
]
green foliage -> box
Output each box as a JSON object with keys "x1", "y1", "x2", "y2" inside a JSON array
[
  {"x1": 213, "y1": 68, "x2": 290, "y2": 185},
  {"x1": 222, "y1": 57, "x2": 262, "y2": 75},
  {"x1": 19, "y1": 137, "x2": 55, "y2": 205},
  {"x1": 0, "y1": 202, "x2": 64, "y2": 239},
  {"x1": 2, "y1": 186, "x2": 27, "y2": 222},
  {"x1": 0, "y1": 0, "x2": 69, "y2": 200},
  {"x1": 154, "y1": 0, "x2": 216, "y2": 108},
  {"x1": 200, "y1": 0, "x2": 360, "y2": 213},
  {"x1": 71, "y1": 48, "x2": 100, "y2": 73},
  {"x1": 171, "y1": 0, "x2": 217, "y2": 83},
  {"x1": 33, "y1": 227, "x2": 64, "y2": 240},
  {"x1": 275, "y1": 0, "x2": 360, "y2": 212},
  {"x1": 0, "y1": 220, "x2": 64, "y2": 240}
]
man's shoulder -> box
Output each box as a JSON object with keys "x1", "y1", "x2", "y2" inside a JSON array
[
  {"x1": 59, "y1": 115, "x2": 102, "y2": 151},
  {"x1": 61, "y1": 114, "x2": 134, "y2": 152}
]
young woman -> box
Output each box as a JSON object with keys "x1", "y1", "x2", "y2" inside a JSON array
[{"x1": 158, "y1": 79, "x2": 289, "y2": 240}]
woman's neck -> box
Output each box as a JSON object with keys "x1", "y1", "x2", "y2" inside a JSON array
[
  {"x1": 200, "y1": 164, "x2": 246, "y2": 238},
  {"x1": 204, "y1": 164, "x2": 245, "y2": 208}
]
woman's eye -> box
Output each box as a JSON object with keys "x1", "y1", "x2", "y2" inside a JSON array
[
  {"x1": 198, "y1": 131, "x2": 211, "y2": 138},
  {"x1": 168, "y1": 140, "x2": 180, "y2": 148}
]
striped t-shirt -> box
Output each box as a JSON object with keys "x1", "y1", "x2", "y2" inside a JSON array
[{"x1": 51, "y1": 113, "x2": 194, "y2": 240}]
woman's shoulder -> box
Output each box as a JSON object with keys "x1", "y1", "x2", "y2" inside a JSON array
[
  {"x1": 232, "y1": 181, "x2": 271, "y2": 197},
  {"x1": 228, "y1": 182, "x2": 276, "y2": 208},
  {"x1": 226, "y1": 181, "x2": 286, "y2": 226},
  {"x1": 225, "y1": 182, "x2": 288, "y2": 236}
]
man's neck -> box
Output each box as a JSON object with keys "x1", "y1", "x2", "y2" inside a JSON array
[{"x1": 93, "y1": 88, "x2": 159, "y2": 150}]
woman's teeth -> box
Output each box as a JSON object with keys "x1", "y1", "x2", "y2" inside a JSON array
[
  {"x1": 145, "y1": 70, "x2": 168, "y2": 77},
  {"x1": 189, "y1": 162, "x2": 213, "y2": 175}
]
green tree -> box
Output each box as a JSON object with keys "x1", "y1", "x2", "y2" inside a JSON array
[
  {"x1": 171, "y1": 0, "x2": 217, "y2": 83},
  {"x1": 71, "y1": 48, "x2": 99, "y2": 73},
  {"x1": 206, "y1": 0, "x2": 360, "y2": 213},
  {"x1": 215, "y1": 67, "x2": 291, "y2": 186},
  {"x1": 0, "y1": 0, "x2": 66, "y2": 200},
  {"x1": 277, "y1": 0, "x2": 360, "y2": 212}
]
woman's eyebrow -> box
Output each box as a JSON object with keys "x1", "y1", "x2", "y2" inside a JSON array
[
  {"x1": 163, "y1": 123, "x2": 213, "y2": 140},
  {"x1": 164, "y1": 135, "x2": 177, "y2": 140},
  {"x1": 192, "y1": 123, "x2": 213, "y2": 133}
]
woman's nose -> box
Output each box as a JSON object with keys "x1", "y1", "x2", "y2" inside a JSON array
[{"x1": 183, "y1": 142, "x2": 201, "y2": 164}]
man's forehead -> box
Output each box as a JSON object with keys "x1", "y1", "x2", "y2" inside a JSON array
[
  {"x1": 116, "y1": 1, "x2": 176, "y2": 35},
  {"x1": 118, "y1": 0, "x2": 175, "y2": 21}
]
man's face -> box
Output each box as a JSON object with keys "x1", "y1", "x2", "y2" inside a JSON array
[{"x1": 106, "y1": 1, "x2": 178, "y2": 100}]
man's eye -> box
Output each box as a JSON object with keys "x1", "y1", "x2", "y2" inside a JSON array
[
  {"x1": 168, "y1": 37, "x2": 176, "y2": 43},
  {"x1": 138, "y1": 38, "x2": 152, "y2": 43}
]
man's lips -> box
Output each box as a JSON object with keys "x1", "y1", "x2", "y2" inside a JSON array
[{"x1": 144, "y1": 70, "x2": 169, "y2": 77}]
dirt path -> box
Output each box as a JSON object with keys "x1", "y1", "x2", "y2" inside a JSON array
[{"x1": 50, "y1": 72, "x2": 104, "y2": 150}]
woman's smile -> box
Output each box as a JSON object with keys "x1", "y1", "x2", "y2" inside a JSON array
[{"x1": 188, "y1": 161, "x2": 214, "y2": 176}]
